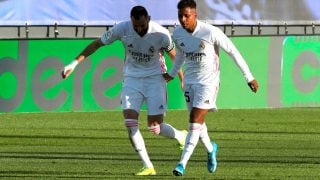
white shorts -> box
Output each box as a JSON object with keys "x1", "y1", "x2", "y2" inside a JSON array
[
  {"x1": 183, "y1": 84, "x2": 219, "y2": 111},
  {"x1": 121, "y1": 75, "x2": 167, "y2": 115}
]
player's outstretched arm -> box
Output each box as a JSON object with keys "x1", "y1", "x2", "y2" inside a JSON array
[
  {"x1": 248, "y1": 79, "x2": 259, "y2": 93},
  {"x1": 167, "y1": 48, "x2": 184, "y2": 88},
  {"x1": 61, "y1": 60, "x2": 79, "y2": 79},
  {"x1": 62, "y1": 39, "x2": 104, "y2": 79}
]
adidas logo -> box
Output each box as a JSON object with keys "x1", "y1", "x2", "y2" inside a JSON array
[
  {"x1": 204, "y1": 100, "x2": 210, "y2": 104},
  {"x1": 128, "y1": 44, "x2": 133, "y2": 48},
  {"x1": 159, "y1": 105, "x2": 164, "y2": 109},
  {"x1": 180, "y1": 42, "x2": 185, "y2": 47},
  {"x1": 187, "y1": 142, "x2": 194, "y2": 146}
]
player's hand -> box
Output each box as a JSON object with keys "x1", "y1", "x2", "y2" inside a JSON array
[
  {"x1": 61, "y1": 60, "x2": 78, "y2": 79},
  {"x1": 162, "y1": 73, "x2": 174, "y2": 82},
  {"x1": 180, "y1": 81, "x2": 184, "y2": 90},
  {"x1": 248, "y1": 79, "x2": 259, "y2": 93}
]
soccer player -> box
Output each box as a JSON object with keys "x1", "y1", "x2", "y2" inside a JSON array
[
  {"x1": 62, "y1": 6, "x2": 187, "y2": 176},
  {"x1": 163, "y1": 0, "x2": 259, "y2": 176}
]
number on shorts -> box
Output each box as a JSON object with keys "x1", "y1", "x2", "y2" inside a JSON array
[{"x1": 184, "y1": 91, "x2": 190, "y2": 102}]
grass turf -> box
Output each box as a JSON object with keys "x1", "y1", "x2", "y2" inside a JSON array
[{"x1": 0, "y1": 108, "x2": 319, "y2": 179}]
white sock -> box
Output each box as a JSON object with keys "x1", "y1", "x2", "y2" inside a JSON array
[
  {"x1": 179, "y1": 123, "x2": 201, "y2": 168},
  {"x1": 199, "y1": 123, "x2": 213, "y2": 153},
  {"x1": 125, "y1": 119, "x2": 153, "y2": 168},
  {"x1": 159, "y1": 123, "x2": 185, "y2": 142}
]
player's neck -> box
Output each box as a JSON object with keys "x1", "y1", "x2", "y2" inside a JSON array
[{"x1": 186, "y1": 21, "x2": 197, "y2": 33}]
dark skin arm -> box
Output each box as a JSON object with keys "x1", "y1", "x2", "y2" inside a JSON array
[
  {"x1": 75, "y1": 39, "x2": 104, "y2": 62},
  {"x1": 162, "y1": 73, "x2": 174, "y2": 82},
  {"x1": 62, "y1": 39, "x2": 104, "y2": 79}
]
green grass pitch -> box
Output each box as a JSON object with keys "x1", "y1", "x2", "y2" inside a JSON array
[{"x1": 0, "y1": 108, "x2": 320, "y2": 179}]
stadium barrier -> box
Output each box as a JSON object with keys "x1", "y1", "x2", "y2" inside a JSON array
[
  {"x1": 0, "y1": 23, "x2": 320, "y2": 39},
  {"x1": 1, "y1": 24, "x2": 320, "y2": 112}
]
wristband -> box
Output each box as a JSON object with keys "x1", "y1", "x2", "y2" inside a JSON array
[{"x1": 70, "y1": 60, "x2": 79, "y2": 68}]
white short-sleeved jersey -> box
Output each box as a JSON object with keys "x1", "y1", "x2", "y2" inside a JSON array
[
  {"x1": 169, "y1": 20, "x2": 254, "y2": 86},
  {"x1": 101, "y1": 20, "x2": 174, "y2": 78}
]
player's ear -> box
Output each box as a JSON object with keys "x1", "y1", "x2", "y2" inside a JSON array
[{"x1": 147, "y1": 15, "x2": 151, "y2": 23}]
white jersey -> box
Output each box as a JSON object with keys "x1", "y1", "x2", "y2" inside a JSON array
[
  {"x1": 101, "y1": 20, "x2": 174, "y2": 78},
  {"x1": 169, "y1": 20, "x2": 254, "y2": 85}
]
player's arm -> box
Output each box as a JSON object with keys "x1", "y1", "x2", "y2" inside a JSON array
[
  {"x1": 62, "y1": 22, "x2": 122, "y2": 79},
  {"x1": 76, "y1": 39, "x2": 104, "y2": 62},
  {"x1": 165, "y1": 46, "x2": 184, "y2": 81},
  {"x1": 62, "y1": 39, "x2": 104, "y2": 79},
  {"x1": 213, "y1": 27, "x2": 259, "y2": 93},
  {"x1": 167, "y1": 48, "x2": 184, "y2": 87}
]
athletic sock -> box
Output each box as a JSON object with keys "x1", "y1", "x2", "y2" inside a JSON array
[
  {"x1": 125, "y1": 119, "x2": 153, "y2": 168},
  {"x1": 199, "y1": 123, "x2": 213, "y2": 153},
  {"x1": 179, "y1": 123, "x2": 201, "y2": 167},
  {"x1": 159, "y1": 123, "x2": 185, "y2": 142}
]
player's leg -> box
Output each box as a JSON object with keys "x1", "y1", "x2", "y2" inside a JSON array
[
  {"x1": 147, "y1": 114, "x2": 187, "y2": 149},
  {"x1": 199, "y1": 122, "x2": 218, "y2": 173},
  {"x1": 173, "y1": 108, "x2": 206, "y2": 176},
  {"x1": 145, "y1": 75, "x2": 187, "y2": 148},
  {"x1": 199, "y1": 123, "x2": 213, "y2": 152},
  {"x1": 173, "y1": 84, "x2": 218, "y2": 176},
  {"x1": 121, "y1": 77, "x2": 155, "y2": 175},
  {"x1": 172, "y1": 85, "x2": 193, "y2": 175},
  {"x1": 179, "y1": 108, "x2": 207, "y2": 164},
  {"x1": 186, "y1": 85, "x2": 219, "y2": 153},
  {"x1": 195, "y1": 84, "x2": 219, "y2": 173},
  {"x1": 123, "y1": 110, "x2": 154, "y2": 170},
  {"x1": 159, "y1": 122, "x2": 188, "y2": 151}
]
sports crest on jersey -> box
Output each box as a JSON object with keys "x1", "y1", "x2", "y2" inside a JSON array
[
  {"x1": 200, "y1": 41, "x2": 205, "y2": 49},
  {"x1": 149, "y1": 46, "x2": 155, "y2": 53}
]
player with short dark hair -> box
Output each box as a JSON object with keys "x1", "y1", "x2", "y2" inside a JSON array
[
  {"x1": 62, "y1": 5, "x2": 187, "y2": 176},
  {"x1": 163, "y1": 0, "x2": 259, "y2": 176}
]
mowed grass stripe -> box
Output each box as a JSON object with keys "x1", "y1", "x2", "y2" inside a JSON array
[{"x1": 0, "y1": 108, "x2": 319, "y2": 179}]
